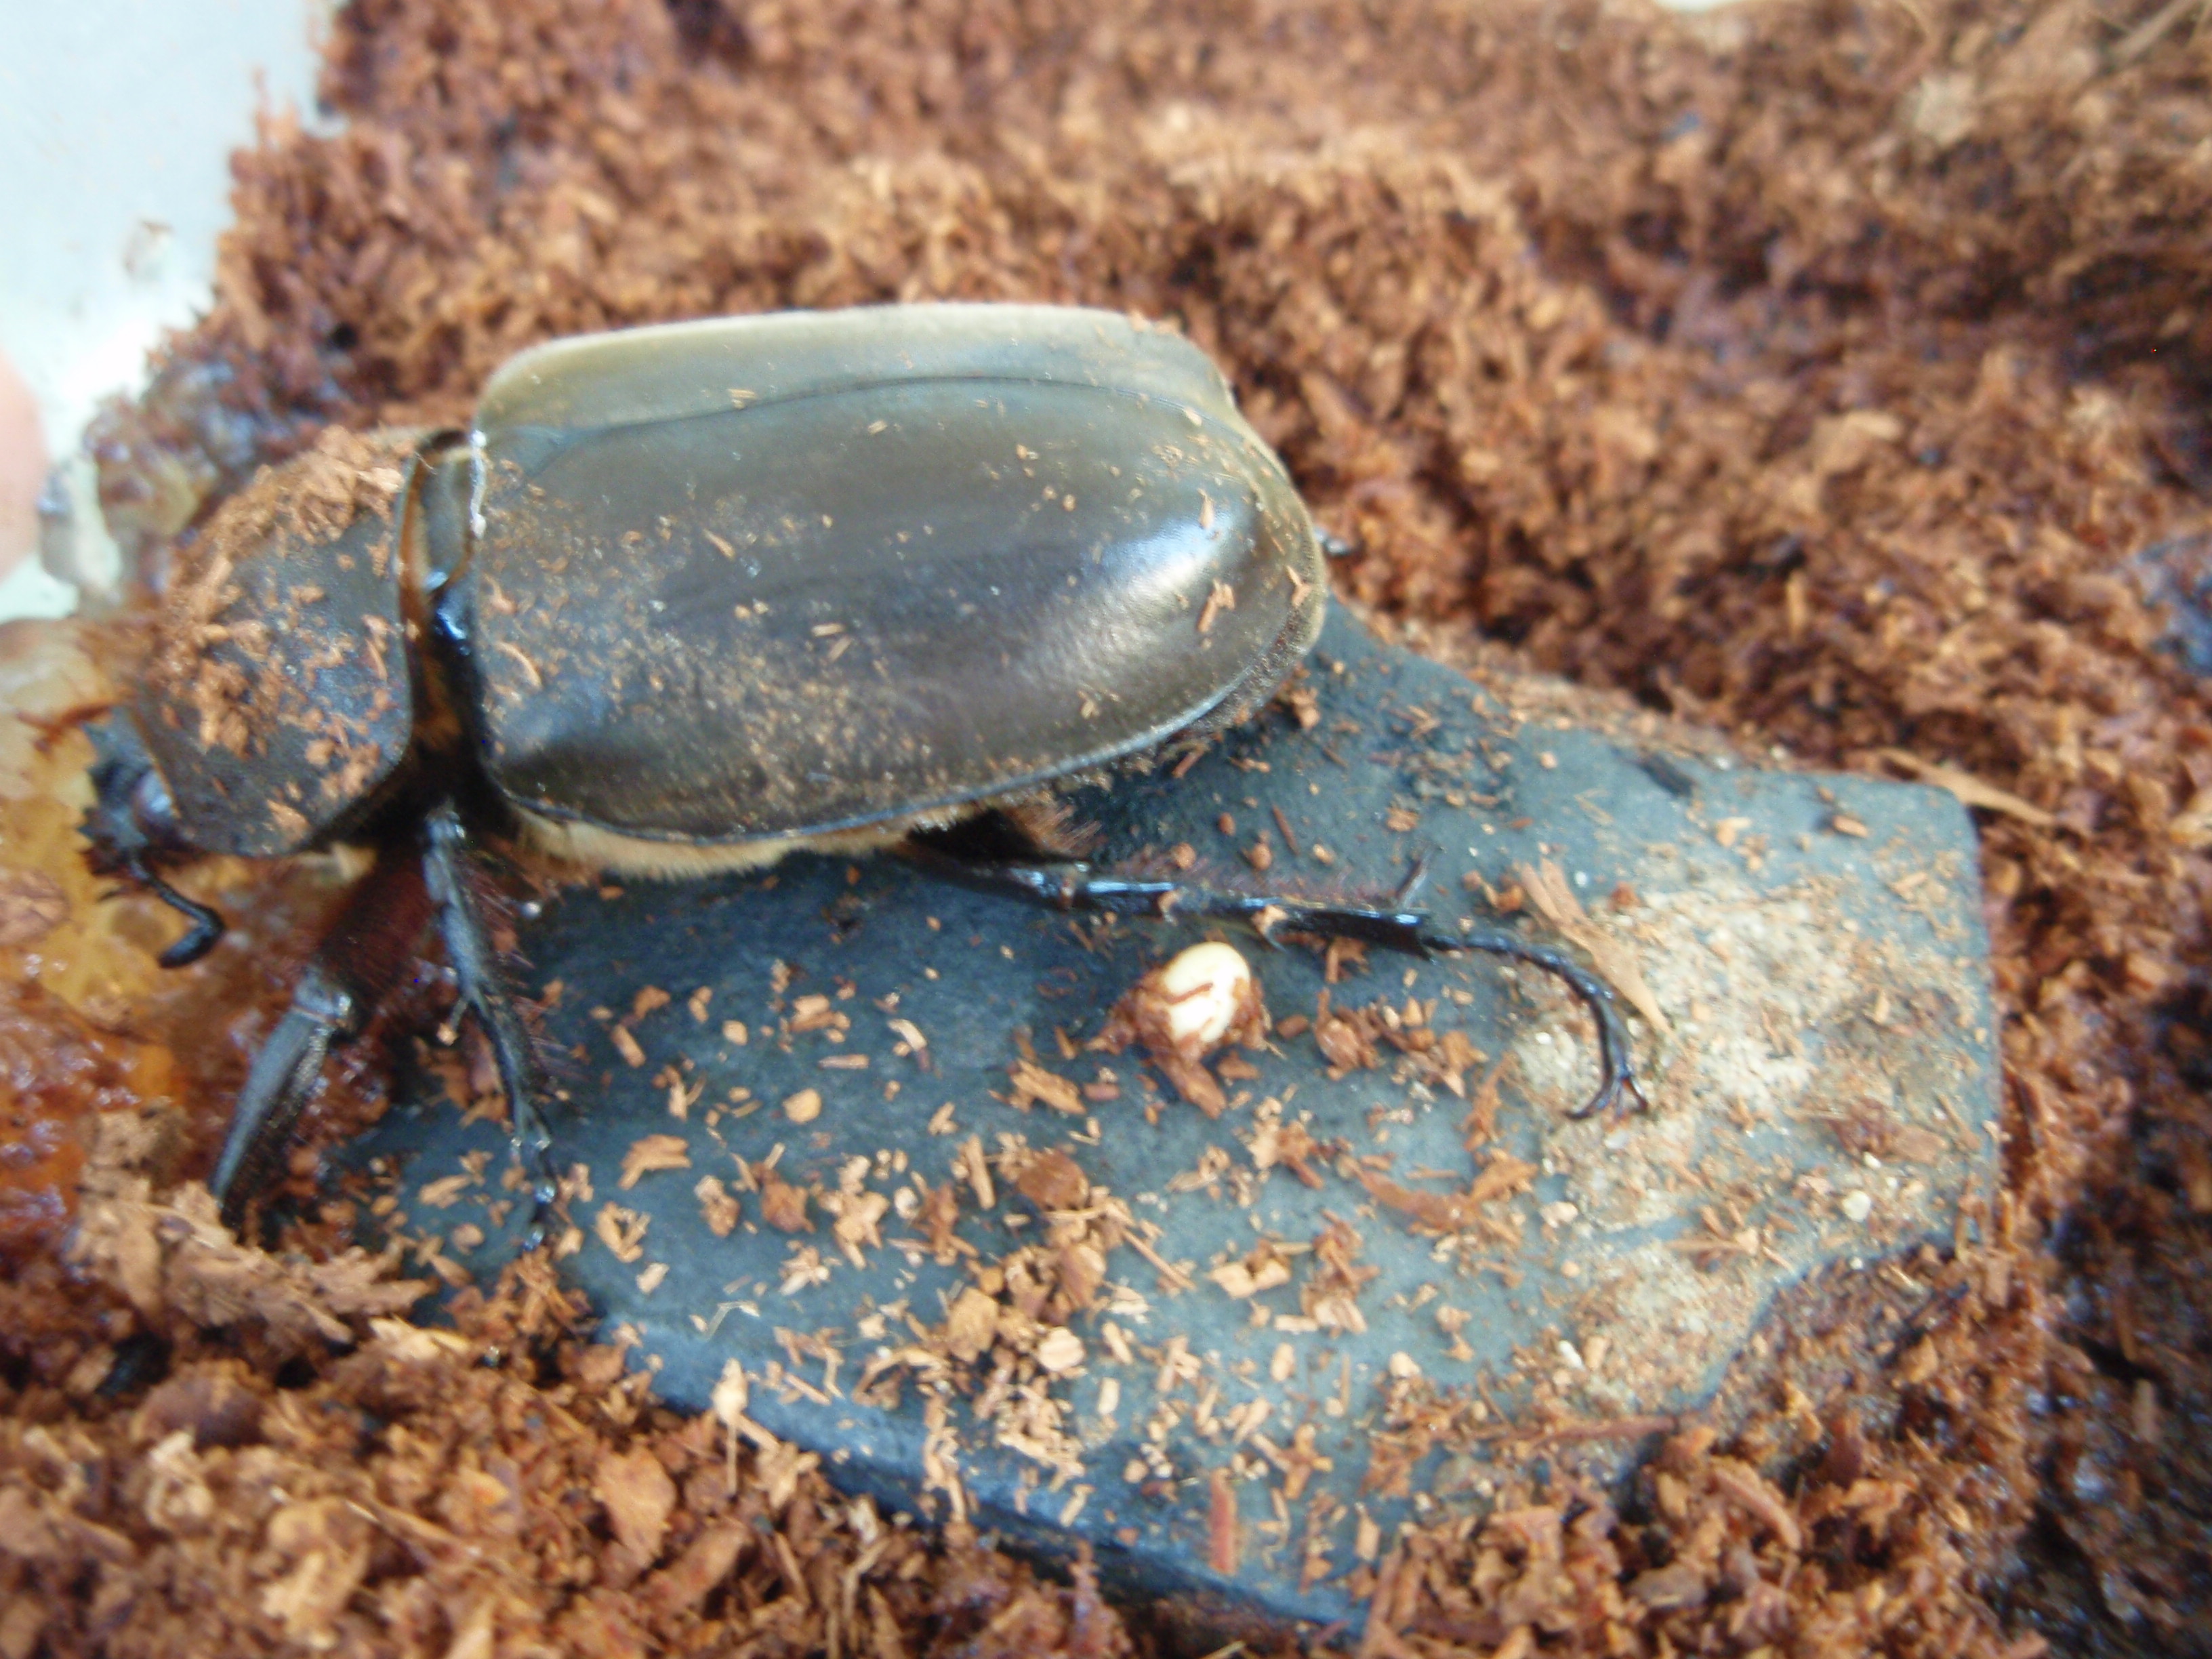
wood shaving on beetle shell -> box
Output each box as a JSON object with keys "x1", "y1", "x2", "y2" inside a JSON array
[
  {"x1": 144, "y1": 428, "x2": 411, "y2": 762},
  {"x1": 5, "y1": 0, "x2": 2211, "y2": 1652}
]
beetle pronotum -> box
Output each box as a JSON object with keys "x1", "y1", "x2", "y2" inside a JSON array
[{"x1": 82, "y1": 304, "x2": 1641, "y2": 1233}]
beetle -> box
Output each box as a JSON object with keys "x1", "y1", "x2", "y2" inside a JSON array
[{"x1": 82, "y1": 303, "x2": 1641, "y2": 1234}]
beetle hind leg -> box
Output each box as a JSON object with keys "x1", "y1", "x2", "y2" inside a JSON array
[
  {"x1": 423, "y1": 803, "x2": 562, "y2": 1231},
  {"x1": 902, "y1": 845, "x2": 1645, "y2": 1121}
]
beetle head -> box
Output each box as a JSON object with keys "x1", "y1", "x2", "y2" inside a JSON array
[{"x1": 81, "y1": 715, "x2": 226, "y2": 967}]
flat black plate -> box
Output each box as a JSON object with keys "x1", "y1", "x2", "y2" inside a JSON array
[{"x1": 349, "y1": 610, "x2": 1999, "y2": 1628}]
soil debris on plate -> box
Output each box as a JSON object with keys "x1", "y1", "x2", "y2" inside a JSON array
[
  {"x1": 3, "y1": 0, "x2": 2210, "y2": 1652},
  {"x1": 1092, "y1": 941, "x2": 1267, "y2": 1116}
]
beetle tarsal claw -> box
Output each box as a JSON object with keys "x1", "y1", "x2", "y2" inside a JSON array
[
  {"x1": 1570, "y1": 1066, "x2": 1652, "y2": 1122},
  {"x1": 1429, "y1": 923, "x2": 1647, "y2": 1122}
]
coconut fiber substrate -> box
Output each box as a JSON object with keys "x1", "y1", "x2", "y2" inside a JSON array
[{"x1": 2, "y1": 0, "x2": 2210, "y2": 1654}]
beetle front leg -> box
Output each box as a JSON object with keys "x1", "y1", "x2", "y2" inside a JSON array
[
  {"x1": 903, "y1": 846, "x2": 1646, "y2": 1120},
  {"x1": 421, "y1": 802, "x2": 561, "y2": 1226},
  {"x1": 213, "y1": 844, "x2": 436, "y2": 1229}
]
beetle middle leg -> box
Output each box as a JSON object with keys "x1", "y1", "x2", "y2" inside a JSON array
[
  {"x1": 902, "y1": 845, "x2": 1645, "y2": 1120},
  {"x1": 422, "y1": 803, "x2": 561, "y2": 1224}
]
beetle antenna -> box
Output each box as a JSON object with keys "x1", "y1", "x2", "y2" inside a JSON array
[{"x1": 18, "y1": 699, "x2": 116, "y2": 756}]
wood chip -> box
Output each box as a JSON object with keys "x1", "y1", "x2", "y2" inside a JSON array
[
  {"x1": 619, "y1": 1134, "x2": 691, "y2": 1189},
  {"x1": 694, "y1": 1176, "x2": 740, "y2": 1237},
  {"x1": 1515, "y1": 858, "x2": 1671, "y2": 1038},
  {"x1": 0, "y1": 869, "x2": 67, "y2": 947},
  {"x1": 1034, "y1": 1328, "x2": 1085, "y2": 1372},
  {"x1": 1875, "y1": 747, "x2": 2057, "y2": 829},
  {"x1": 594, "y1": 1204, "x2": 649, "y2": 1264},
  {"x1": 759, "y1": 1176, "x2": 811, "y2": 1233},
  {"x1": 1008, "y1": 1059, "x2": 1084, "y2": 1114}
]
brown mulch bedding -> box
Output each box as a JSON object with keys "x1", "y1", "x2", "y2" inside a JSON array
[{"x1": 5, "y1": 0, "x2": 2211, "y2": 1653}]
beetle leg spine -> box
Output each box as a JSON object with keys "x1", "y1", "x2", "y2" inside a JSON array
[
  {"x1": 213, "y1": 979, "x2": 355, "y2": 1229},
  {"x1": 211, "y1": 840, "x2": 438, "y2": 1231}
]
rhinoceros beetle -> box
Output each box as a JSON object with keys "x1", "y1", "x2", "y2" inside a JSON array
[{"x1": 82, "y1": 304, "x2": 1642, "y2": 1234}]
